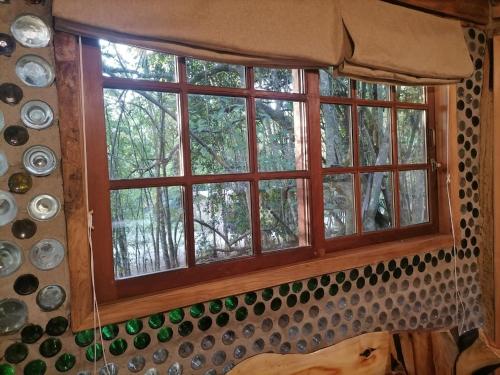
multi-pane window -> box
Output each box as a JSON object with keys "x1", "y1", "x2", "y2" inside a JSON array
[
  {"x1": 83, "y1": 40, "x2": 436, "y2": 301},
  {"x1": 319, "y1": 70, "x2": 433, "y2": 242}
]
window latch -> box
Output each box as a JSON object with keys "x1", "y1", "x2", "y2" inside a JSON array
[{"x1": 430, "y1": 158, "x2": 442, "y2": 172}]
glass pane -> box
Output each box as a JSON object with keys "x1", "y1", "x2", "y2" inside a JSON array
[
  {"x1": 259, "y1": 179, "x2": 309, "y2": 251},
  {"x1": 100, "y1": 40, "x2": 177, "y2": 82},
  {"x1": 104, "y1": 89, "x2": 181, "y2": 179},
  {"x1": 397, "y1": 109, "x2": 427, "y2": 164},
  {"x1": 396, "y1": 86, "x2": 425, "y2": 103},
  {"x1": 358, "y1": 106, "x2": 392, "y2": 166},
  {"x1": 111, "y1": 187, "x2": 185, "y2": 279},
  {"x1": 254, "y1": 68, "x2": 302, "y2": 93},
  {"x1": 186, "y1": 58, "x2": 245, "y2": 88},
  {"x1": 256, "y1": 99, "x2": 306, "y2": 172},
  {"x1": 361, "y1": 172, "x2": 393, "y2": 232},
  {"x1": 356, "y1": 81, "x2": 389, "y2": 101},
  {"x1": 193, "y1": 182, "x2": 252, "y2": 264},
  {"x1": 319, "y1": 69, "x2": 350, "y2": 97},
  {"x1": 321, "y1": 104, "x2": 352, "y2": 167},
  {"x1": 323, "y1": 174, "x2": 355, "y2": 238},
  {"x1": 399, "y1": 170, "x2": 429, "y2": 226},
  {"x1": 189, "y1": 95, "x2": 248, "y2": 175}
]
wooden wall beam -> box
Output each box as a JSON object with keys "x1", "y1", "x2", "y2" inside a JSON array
[
  {"x1": 384, "y1": 0, "x2": 489, "y2": 25},
  {"x1": 456, "y1": 330, "x2": 500, "y2": 375},
  {"x1": 493, "y1": 35, "x2": 500, "y2": 348},
  {"x1": 229, "y1": 332, "x2": 392, "y2": 375}
]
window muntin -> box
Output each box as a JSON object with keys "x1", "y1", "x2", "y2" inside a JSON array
[{"x1": 84, "y1": 40, "x2": 436, "y2": 300}]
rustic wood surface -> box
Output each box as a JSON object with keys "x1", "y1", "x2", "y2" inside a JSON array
[
  {"x1": 229, "y1": 332, "x2": 392, "y2": 375},
  {"x1": 480, "y1": 34, "x2": 496, "y2": 346},
  {"x1": 493, "y1": 36, "x2": 500, "y2": 348},
  {"x1": 456, "y1": 330, "x2": 500, "y2": 375},
  {"x1": 385, "y1": 0, "x2": 489, "y2": 24},
  {"x1": 54, "y1": 32, "x2": 94, "y2": 331}
]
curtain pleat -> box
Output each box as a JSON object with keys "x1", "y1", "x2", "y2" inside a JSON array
[{"x1": 53, "y1": 0, "x2": 474, "y2": 85}]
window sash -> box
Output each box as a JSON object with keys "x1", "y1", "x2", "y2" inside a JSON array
[{"x1": 81, "y1": 38, "x2": 437, "y2": 302}]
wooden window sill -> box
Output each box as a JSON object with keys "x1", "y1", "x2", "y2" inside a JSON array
[{"x1": 73, "y1": 233, "x2": 453, "y2": 331}]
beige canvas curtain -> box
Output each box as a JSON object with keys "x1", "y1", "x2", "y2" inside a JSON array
[
  {"x1": 53, "y1": 0, "x2": 473, "y2": 84},
  {"x1": 339, "y1": 0, "x2": 473, "y2": 84},
  {"x1": 53, "y1": 0, "x2": 345, "y2": 68}
]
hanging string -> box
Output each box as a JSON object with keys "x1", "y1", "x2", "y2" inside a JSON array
[
  {"x1": 78, "y1": 36, "x2": 109, "y2": 374},
  {"x1": 444, "y1": 85, "x2": 466, "y2": 334}
]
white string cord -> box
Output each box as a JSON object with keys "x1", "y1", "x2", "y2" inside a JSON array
[
  {"x1": 444, "y1": 86, "x2": 467, "y2": 334},
  {"x1": 78, "y1": 36, "x2": 109, "y2": 374}
]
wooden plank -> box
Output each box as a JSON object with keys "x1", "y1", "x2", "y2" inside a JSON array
[
  {"x1": 480, "y1": 35, "x2": 497, "y2": 344},
  {"x1": 494, "y1": 36, "x2": 500, "y2": 348},
  {"x1": 434, "y1": 85, "x2": 460, "y2": 236},
  {"x1": 410, "y1": 332, "x2": 435, "y2": 375},
  {"x1": 395, "y1": 331, "x2": 459, "y2": 375},
  {"x1": 492, "y1": 4, "x2": 500, "y2": 20},
  {"x1": 229, "y1": 332, "x2": 391, "y2": 375},
  {"x1": 431, "y1": 331, "x2": 459, "y2": 375},
  {"x1": 396, "y1": 333, "x2": 416, "y2": 375},
  {"x1": 384, "y1": 0, "x2": 489, "y2": 25},
  {"x1": 53, "y1": 32, "x2": 94, "y2": 331},
  {"x1": 456, "y1": 330, "x2": 500, "y2": 375}
]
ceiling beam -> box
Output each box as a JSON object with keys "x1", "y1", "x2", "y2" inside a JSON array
[{"x1": 384, "y1": 0, "x2": 489, "y2": 25}]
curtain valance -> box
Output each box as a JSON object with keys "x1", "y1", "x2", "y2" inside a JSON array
[
  {"x1": 53, "y1": 0, "x2": 473, "y2": 85},
  {"x1": 339, "y1": 0, "x2": 474, "y2": 84}
]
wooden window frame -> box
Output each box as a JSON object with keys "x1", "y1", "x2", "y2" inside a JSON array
[
  {"x1": 54, "y1": 33, "x2": 457, "y2": 331},
  {"x1": 83, "y1": 38, "x2": 314, "y2": 303}
]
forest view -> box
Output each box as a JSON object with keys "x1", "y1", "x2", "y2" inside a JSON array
[{"x1": 100, "y1": 41, "x2": 429, "y2": 280}]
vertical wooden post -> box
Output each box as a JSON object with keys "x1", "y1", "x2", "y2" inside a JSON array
[{"x1": 493, "y1": 36, "x2": 500, "y2": 348}]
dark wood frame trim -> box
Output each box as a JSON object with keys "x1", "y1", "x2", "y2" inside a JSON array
[
  {"x1": 55, "y1": 32, "x2": 457, "y2": 331},
  {"x1": 493, "y1": 36, "x2": 500, "y2": 348},
  {"x1": 383, "y1": 0, "x2": 489, "y2": 25}
]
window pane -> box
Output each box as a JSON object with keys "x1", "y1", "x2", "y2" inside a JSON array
[
  {"x1": 189, "y1": 95, "x2": 249, "y2": 175},
  {"x1": 397, "y1": 109, "x2": 427, "y2": 164},
  {"x1": 358, "y1": 106, "x2": 392, "y2": 166},
  {"x1": 399, "y1": 170, "x2": 428, "y2": 226},
  {"x1": 186, "y1": 58, "x2": 245, "y2": 88},
  {"x1": 323, "y1": 174, "x2": 355, "y2": 238},
  {"x1": 356, "y1": 81, "x2": 389, "y2": 101},
  {"x1": 104, "y1": 89, "x2": 181, "y2": 179},
  {"x1": 111, "y1": 187, "x2": 185, "y2": 279},
  {"x1": 259, "y1": 179, "x2": 309, "y2": 251},
  {"x1": 319, "y1": 69, "x2": 350, "y2": 97},
  {"x1": 361, "y1": 172, "x2": 393, "y2": 232},
  {"x1": 254, "y1": 68, "x2": 302, "y2": 93},
  {"x1": 321, "y1": 104, "x2": 352, "y2": 167},
  {"x1": 100, "y1": 40, "x2": 177, "y2": 82},
  {"x1": 193, "y1": 182, "x2": 252, "y2": 264},
  {"x1": 256, "y1": 99, "x2": 307, "y2": 172},
  {"x1": 396, "y1": 86, "x2": 425, "y2": 103}
]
